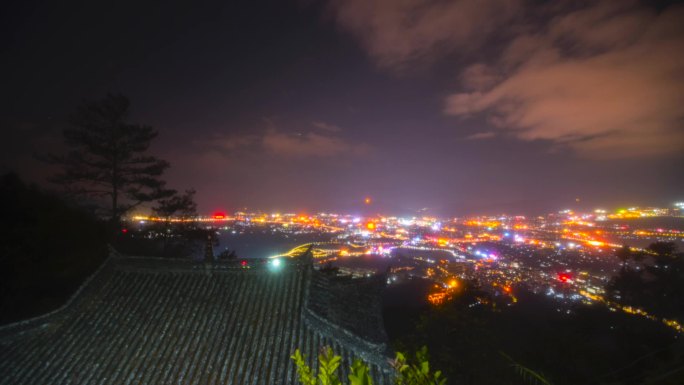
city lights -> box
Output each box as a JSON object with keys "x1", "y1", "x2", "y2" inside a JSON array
[
  {"x1": 126, "y1": 203, "x2": 683, "y2": 332},
  {"x1": 6, "y1": 1, "x2": 684, "y2": 382}
]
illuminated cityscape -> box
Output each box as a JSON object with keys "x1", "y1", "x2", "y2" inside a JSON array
[
  {"x1": 2, "y1": 0, "x2": 684, "y2": 383},
  {"x1": 126, "y1": 203, "x2": 684, "y2": 332}
]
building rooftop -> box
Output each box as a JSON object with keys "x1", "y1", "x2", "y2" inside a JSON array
[{"x1": 0, "y1": 255, "x2": 391, "y2": 384}]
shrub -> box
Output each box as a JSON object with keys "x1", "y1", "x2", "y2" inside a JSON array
[{"x1": 291, "y1": 346, "x2": 446, "y2": 385}]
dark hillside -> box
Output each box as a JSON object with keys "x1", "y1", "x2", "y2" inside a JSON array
[{"x1": 0, "y1": 173, "x2": 107, "y2": 324}]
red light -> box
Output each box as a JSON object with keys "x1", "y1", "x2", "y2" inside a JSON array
[
  {"x1": 558, "y1": 273, "x2": 571, "y2": 283},
  {"x1": 213, "y1": 212, "x2": 226, "y2": 220},
  {"x1": 121, "y1": 228, "x2": 128, "y2": 234},
  {"x1": 240, "y1": 260, "x2": 247, "y2": 267}
]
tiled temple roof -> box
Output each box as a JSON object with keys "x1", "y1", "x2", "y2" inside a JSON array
[{"x1": 0, "y1": 256, "x2": 392, "y2": 384}]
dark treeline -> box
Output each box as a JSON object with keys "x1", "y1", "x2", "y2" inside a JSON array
[
  {"x1": 384, "y1": 244, "x2": 684, "y2": 385},
  {"x1": 607, "y1": 243, "x2": 684, "y2": 324},
  {"x1": 0, "y1": 173, "x2": 108, "y2": 324},
  {"x1": 0, "y1": 172, "x2": 211, "y2": 325}
]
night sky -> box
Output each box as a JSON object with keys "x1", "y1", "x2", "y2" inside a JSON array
[{"x1": 2, "y1": 0, "x2": 683, "y2": 216}]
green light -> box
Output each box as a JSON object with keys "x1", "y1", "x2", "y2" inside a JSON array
[{"x1": 269, "y1": 258, "x2": 282, "y2": 271}]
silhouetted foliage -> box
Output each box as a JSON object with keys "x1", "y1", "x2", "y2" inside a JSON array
[
  {"x1": 114, "y1": 224, "x2": 214, "y2": 259},
  {"x1": 616, "y1": 244, "x2": 632, "y2": 270},
  {"x1": 151, "y1": 189, "x2": 198, "y2": 256},
  {"x1": 319, "y1": 261, "x2": 340, "y2": 274},
  {"x1": 387, "y1": 280, "x2": 682, "y2": 385},
  {"x1": 500, "y1": 352, "x2": 554, "y2": 385},
  {"x1": 607, "y1": 242, "x2": 684, "y2": 322},
  {"x1": 0, "y1": 173, "x2": 108, "y2": 324},
  {"x1": 45, "y1": 94, "x2": 174, "y2": 225},
  {"x1": 217, "y1": 249, "x2": 238, "y2": 260},
  {"x1": 108, "y1": 186, "x2": 205, "y2": 258},
  {"x1": 153, "y1": 189, "x2": 197, "y2": 220}
]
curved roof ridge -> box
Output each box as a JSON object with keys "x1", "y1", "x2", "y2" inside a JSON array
[
  {"x1": 0, "y1": 251, "x2": 393, "y2": 384},
  {"x1": 0, "y1": 254, "x2": 118, "y2": 339}
]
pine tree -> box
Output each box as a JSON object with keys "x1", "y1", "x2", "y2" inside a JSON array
[{"x1": 47, "y1": 94, "x2": 173, "y2": 224}]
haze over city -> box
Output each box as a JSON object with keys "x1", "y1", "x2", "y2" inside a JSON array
[{"x1": 3, "y1": 0, "x2": 683, "y2": 215}]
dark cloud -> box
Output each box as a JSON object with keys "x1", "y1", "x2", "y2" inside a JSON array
[
  {"x1": 194, "y1": 124, "x2": 371, "y2": 160},
  {"x1": 324, "y1": 0, "x2": 523, "y2": 69},
  {"x1": 465, "y1": 132, "x2": 496, "y2": 140},
  {"x1": 262, "y1": 129, "x2": 371, "y2": 158},
  {"x1": 447, "y1": 1, "x2": 684, "y2": 157},
  {"x1": 326, "y1": 0, "x2": 684, "y2": 158},
  {"x1": 311, "y1": 121, "x2": 342, "y2": 133}
]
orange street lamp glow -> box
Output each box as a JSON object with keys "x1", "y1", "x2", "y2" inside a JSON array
[{"x1": 364, "y1": 197, "x2": 372, "y2": 204}]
